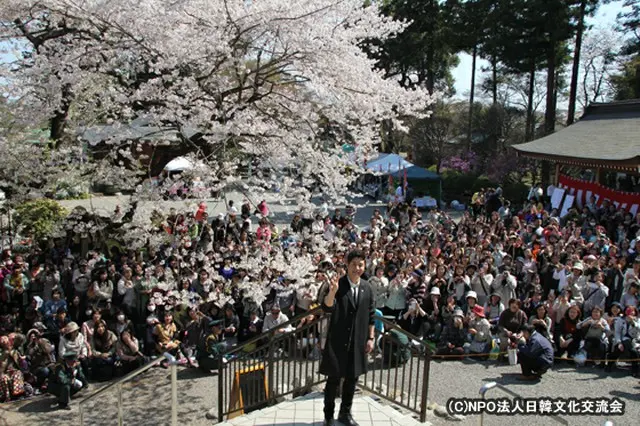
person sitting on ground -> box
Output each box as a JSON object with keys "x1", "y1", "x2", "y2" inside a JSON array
[
  {"x1": 528, "y1": 304, "x2": 553, "y2": 343},
  {"x1": 26, "y1": 325, "x2": 56, "y2": 390},
  {"x1": 577, "y1": 306, "x2": 610, "y2": 367},
  {"x1": 555, "y1": 304, "x2": 581, "y2": 360},
  {"x1": 47, "y1": 351, "x2": 88, "y2": 410},
  {"x1": 89, "y1": 320, "x2": 118, "y2": 381},
  {"x1": 115, "y1": 324, "x2": 145, "y2": 375},
  {"x1": 497, "y1": 299, "x2": 527, "y2": 357},
  {"x1": 605, "y1": 302, "x2": 630, "y2": 373},
  {"x1": 466, "y1": 305, "x2": 492, "y2": 357},
  {"x1": 198, "y1": 319, "x2": 226, "y2": 373},
  {"x1": 58, "y1": 322, "x2": 89, "y2": 376},
  {"x1": 0, "y1": 335, "x2": 27, "y2": 403},
  {"x1": 516, "y1": 324, "x2": 554, "y2": 381},
  {"x1": 436, "y1": 309, "x2": 466, "y2": 359}
]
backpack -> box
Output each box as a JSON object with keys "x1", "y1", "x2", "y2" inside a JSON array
[{"x1": 382, "y1": 328, "x2": 411, "y2": 367}]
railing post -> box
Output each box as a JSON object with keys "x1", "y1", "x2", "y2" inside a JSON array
[
  {"x1": 419, "y1": 351, "x2": 431, "y2": 423},
  {"x1": 267, "y1": 333, "x2": 275, "y2": 401},
  {"x1": 217, "y1": 357, "x2": 224, "y2": 422},
  {"x1": 117, "y1": 383, "x2": 123, "y2": 426},
  {"x1": 171, "y1": 363, "x2": 178, "y2": 426}
]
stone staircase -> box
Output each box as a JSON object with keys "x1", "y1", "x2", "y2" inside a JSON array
[{"x1": 217, "y1": 391, "x2": 430, "y2": 426}]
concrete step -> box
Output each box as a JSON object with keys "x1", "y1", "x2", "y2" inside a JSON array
[{"x1": 217, "y1": 392, "x2": 430, "y2": 426}]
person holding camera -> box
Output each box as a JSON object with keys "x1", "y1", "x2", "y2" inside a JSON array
[
  {"x1": 399, "y1": 297, "x2": 426, "y2": 337},
  {"x1": 492, "y1": 266, "x2": 517, "y2": 304}
]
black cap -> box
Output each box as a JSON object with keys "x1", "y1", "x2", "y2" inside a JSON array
[{"x1": 208, "y1": 319, "x2": 224, "y2": 327}]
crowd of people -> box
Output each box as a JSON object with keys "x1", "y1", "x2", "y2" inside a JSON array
[{"x1": 1, "y1": 189, "x2": 640, "y2": 407}]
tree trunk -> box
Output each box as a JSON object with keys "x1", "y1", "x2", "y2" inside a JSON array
[
  {"x1": 467, "y1": 43, "x2": 478, "y2": 151},
  {"x1": 49, "y1": 83, "x2": 73, "y2": 149},
  {"x1": 491, "y1": 56, "x2": 498, "y2": 105},
  {"x1": 567, "y1": 0, "x2": 586, "y2": 125},
  {"x1": 544, "y1": 44, "x2": 556, "y2": 136},
  {"x1": 525, "y1": 61, "x2": 536, "y2": 141},
  {"x1": 426, "y1": 0, "x2": 435, "y2": 94}
]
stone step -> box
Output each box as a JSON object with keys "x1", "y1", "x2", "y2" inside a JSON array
[{"x1": 217, "y1": 392, "x2": 430, "y2": 426}]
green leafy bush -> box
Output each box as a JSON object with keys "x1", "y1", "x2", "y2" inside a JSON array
[{"x1": 13, "y1": 199, "x2": 68, "y2": 240}]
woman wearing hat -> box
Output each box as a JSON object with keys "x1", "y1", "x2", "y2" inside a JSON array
[
  {"x1": 466, "y1": 305, "x2": 492, "y2": 357},
  {"x1": 567, "y1": 262, "x2": 587, "y2": 304},
  {"x1": 58, "y1": 322, "x2": 89, "y2": 374}
]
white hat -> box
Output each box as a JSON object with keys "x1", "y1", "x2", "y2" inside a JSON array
[
  {"x1": 572, "y1": 262, "x2": 584, "y2": 272},
  {"x1": 465, "y1": 291, "x2": 478, "y2": 300},
  {"x1": 430, "y1": 287, "x2": 441, "y2": 296}
]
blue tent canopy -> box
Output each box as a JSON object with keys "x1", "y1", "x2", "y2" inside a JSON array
[{"x1": 366, "y1": 153, "x2": 440, "y2": 181}]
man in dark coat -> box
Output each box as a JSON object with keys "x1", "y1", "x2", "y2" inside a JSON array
[
  {"x1": 320, "y1": 250, "x2": 375, "y2": 426},
  {"x1": 517, "y1": 324, "x2": 554, "y2": 381},
  {"x1": 605, "y1": 258, "x2": 625, "y2": 307}
]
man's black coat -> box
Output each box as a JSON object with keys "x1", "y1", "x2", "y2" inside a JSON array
[{"x1": 319, "y1": 275, "x2": 375, "y2": 378}]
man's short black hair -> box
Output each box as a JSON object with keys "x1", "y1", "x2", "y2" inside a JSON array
[
  {"x1": 520, "y1": 324, "x2": 536, "y2": 334},
  {"x1": 346, "y1": 249, "x2": 366, "y2": 265}
]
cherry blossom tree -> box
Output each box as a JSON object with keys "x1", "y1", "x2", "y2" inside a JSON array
[{"x1": 1, "y1": 0, "x2": 433, "y2": 207}]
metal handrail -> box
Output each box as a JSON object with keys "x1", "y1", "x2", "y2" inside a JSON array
[
  {"x1": 217, "y1": 309, "x2": 433, "y2": 423},
  {"x1": 224, "y1": 305, "x2": 325, "y2": 357},
  {"x1": 78, "y1": 353, "x2": 174, "y2": 426},
  {"x1": 358, "y1": 318, "x2": 432, "y2": 423},
  {"x1": 374, "y1": 315, "x2": 435, "y2": 353},
  {"x1": 218, "y1": 307, "x2": 331, "y2": 420}
]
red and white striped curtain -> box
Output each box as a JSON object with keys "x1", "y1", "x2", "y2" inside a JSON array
[{"x1": 557, "y1": 174, "x2": 640, "y2": 216}]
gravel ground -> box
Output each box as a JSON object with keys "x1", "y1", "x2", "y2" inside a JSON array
[{"x1": 1, "y1": 357, "x2": 637, "y2": 426}]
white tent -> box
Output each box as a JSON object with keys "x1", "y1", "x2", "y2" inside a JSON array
[
  {"x1": 365, "y1": 153, "x2": 414, "y2": 174},
  {"x1": 164, "y1": 157, "x2": 194, "y2": 172}
]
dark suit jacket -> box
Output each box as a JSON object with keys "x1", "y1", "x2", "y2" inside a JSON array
[
  {"x1": 319, "y1": 275, "x2": 375, "y2": 378},
  {"x1": 605, "y1": 267, "x2": 624, "y2": 307}
]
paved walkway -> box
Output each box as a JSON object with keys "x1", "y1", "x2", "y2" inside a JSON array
[{"x1": 218, "y1": 393, "x2": 424, "y2": 426}]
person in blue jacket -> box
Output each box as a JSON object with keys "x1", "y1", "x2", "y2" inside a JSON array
[{"x1": 517, "y1": 324, "x2": 554, "y2": 381}]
